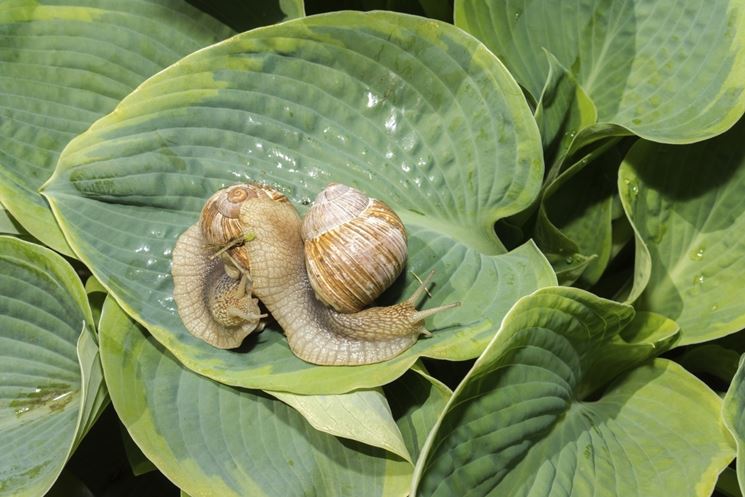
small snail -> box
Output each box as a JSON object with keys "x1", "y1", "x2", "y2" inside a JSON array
[
  {"x1": 172, "y1": 182, "x2": 458, "y2": 365},
  {"x1": 172, "y1": 224, "x2": 266, "y2": 349}
]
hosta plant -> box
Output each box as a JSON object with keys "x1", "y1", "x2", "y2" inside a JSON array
[{"x1": 1, "y1": 0, "x2": 744, "y2": 496}]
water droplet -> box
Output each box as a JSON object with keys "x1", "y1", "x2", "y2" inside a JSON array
[
  {"x1": 691, "y1": 247, "x2": 705, "y2": 260},
  {"x1": 384, "y1": 111, "x2": 399, "y2": 133},
  {"x1": 514, "y1": 11, "x2": 521, "y2": 19},
  {"x1": 365, "y1": 91, "x2": 380, "y2": 109},
  {"x1": 565, "y1": 256, "x2": 574, "y2": 264},
  {"x1": 692, "y1": 274, "x2": 705, "y2": 285},
  {"x1": 711, "y1": 304, "x2": 719, "y2": 311},
  {"x1": 401, "y1": 163, "x2": 411, "y2": 173}
]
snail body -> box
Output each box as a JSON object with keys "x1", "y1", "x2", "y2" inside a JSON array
[{"x1": 173, "y1": 183, "x2": 457, "y2": 365}]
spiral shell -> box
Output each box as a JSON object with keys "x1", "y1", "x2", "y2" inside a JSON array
[
  {"x1": 199, "y1": 183, "x2": 288, "y2": 270},
  {"x1": 301, "y1": 183, "x2": 407, "y2": 313}
]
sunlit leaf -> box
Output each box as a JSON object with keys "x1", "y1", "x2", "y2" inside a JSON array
[
  {"x1": 0, "y1": 0, "x2": 247, "y2": 255},
  {"x1": 99, "y1": 297, "x2": 411, "y2": 497},
  {"x1": 0, "y1": 237, "x2": 98, "y2": 497},
  {"x1": 723, "y1": 354, "x2": 745, "y2": 497},
  {"x1": 412, "y1": 287, "x2": 732, "y2": 497},
  {"x1": 620, "y1": 117, "x2": 745, "y2": 345},
  {"x1": 44, "y1": 10, "x2": 554, "y2": 394},
  {"x1": 456, "y1": 0, "x2": 745, "y2": 160}
]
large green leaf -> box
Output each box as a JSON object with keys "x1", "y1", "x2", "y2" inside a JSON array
[
  {"x1": 677, "y1": 343, "x2": 742, "y2": 384},
  {"x1": 724, "y1": 355, "x2": 745, "y2": 497},
  {"x1": 271, "y1": 389, "x2": 412, "y2": 462},
  {"x1": 534, "y1": 139, "x2": 624, "y2": 286},
  {"x1": 620, "y1": 117, "x2": 745, "y2": 345},
  {"x1": 0, "y1": 0, "x2": 250, "y2": 256},
  {"x1": 412, "y1": 287, "x2": 732, "y2": 497},
  {"x1": 99, "y1": 297, "x2": 411, "y2": 497},
  {"x1": 0, "y1": 202, "x2": 23, "y2": 235},
  {"x1": 456, "y1": 0, "x2": 745, "y2": 153},
  {"x1": 44, "y1": 11, "x2": 554, "y2": 394},
  {"x1": 0, "y1": 237, "x2": 99, "y2": 497},
  {"x1": 532, "y1": 50, "x2": 598, "y2": 170},
  {"x1": 384, "y1": 364, "x2": 452, "y2": 462}
]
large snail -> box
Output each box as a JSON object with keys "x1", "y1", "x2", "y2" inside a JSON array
[{"x1": 171, "y1": 182, "x2": 458, "y2": 366}]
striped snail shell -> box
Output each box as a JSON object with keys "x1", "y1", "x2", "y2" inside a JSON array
[
  {"x1": 199, "y1": 183, "x2": 288, "y2": 270},
  {"x1": 301, "y1": 183, "x2": 407, "y2": 313}
]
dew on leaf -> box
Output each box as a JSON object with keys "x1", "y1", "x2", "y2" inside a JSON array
[{"x1": 690, "y1": 247, "x2": 705, "y2": 261}]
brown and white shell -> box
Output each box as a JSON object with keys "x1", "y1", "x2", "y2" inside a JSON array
[
  {"x1": 301, "y1": 183, "x2": 407, "y2": 313},
  {"x1": 199, "y1": 183, "x2": 289, "y2": 270}
]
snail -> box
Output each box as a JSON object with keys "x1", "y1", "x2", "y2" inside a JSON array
[
  {"x1": 172, "y1": 182, "x2": 458, "y2": 365},
  {"x1": 171, "y1": 224, "x2": 267, "y2": 349}
]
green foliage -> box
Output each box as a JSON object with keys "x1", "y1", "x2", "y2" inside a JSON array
[
  {"x1": 42, "y1": 11, "x2": 555, "y2": 393},
  {"x1": 412, "y1": 288, "x2": 730, "y2": 497},
  {"x1": 0, "y1": 0, "x2": 744, "y2": 495},
  {"x1": 0, "y1": 237, "x2": 101, "y2": 497},
  {"x1": 99, "y1": 297, "x2": 411, "y2": 497},
  {"x1": 620, "y1": 119, "x2": 745, "y2": 345}
]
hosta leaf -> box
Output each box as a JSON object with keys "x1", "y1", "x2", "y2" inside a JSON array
[
  {"x1": 84, "y1": 274, "x2": 107, "y2": 331},
  {"x1": 73, "y1": 326, "x2": 108, "y2": 447},
  {"x1": 0, "y1": 203, "x2": 23, "y2": 235},
  {"x1": 412, "y1": 287, "x2": 732, "y2": 497},
  {"x1": 534, "y1": 139, "x2": 626, "y2": 286},
  {"x1": 99, "y1": 297, "x2": 411, "y2": 497},
  {"x1": 456, "y1": 0, "x2": 745, "y2": 149},
  {"x1": 384, "y1": 364, "x2": 452, "y2": 462},
  {"x1": 533, "y1": 50, "x2": 597, "y2": 169},
  {"x1": 121, "y1": 426, "x2": 158, "y2": 476},
  {"x1": 44, "y1": 11, "x2": 553, "y2": 394},
  {"x1": 0, "y1": 237, "x2": 98, "y2": 497},
  {"x1": 620, "y1": 117, "x2": 745, "y2": 345},
  {"x1": 0, "y1": 0, "x2": 236, "y2": 256},
  {"x1": 724, "y1": 358, "x2": 745, "y2": 497},
  {"x1": 677, "y1": 343, "x2": 741, "y2": 384},
  {"x1": 271, "y1": 389, "x2": 412, "y2": 462}
]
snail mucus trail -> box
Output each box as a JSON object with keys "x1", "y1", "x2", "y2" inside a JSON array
[{"x1": 171, "y1": 182, "x2": 459, "y2": 366}]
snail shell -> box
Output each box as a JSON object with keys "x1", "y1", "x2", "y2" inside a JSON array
[
  {"x1": 301, "y1": 183, "x2": 407, "y2": 313},
  {"x1": 199, "y1": 183, "x2": 289, "y2": 270}
]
